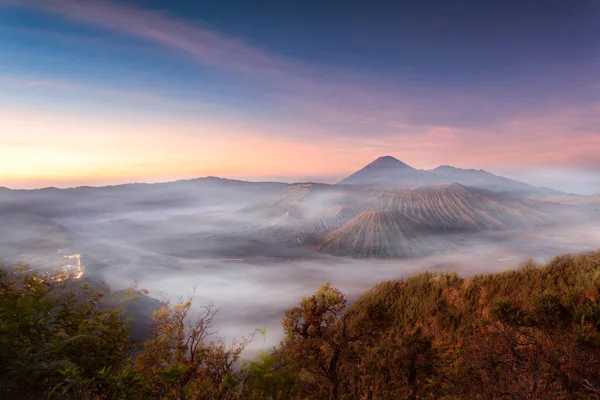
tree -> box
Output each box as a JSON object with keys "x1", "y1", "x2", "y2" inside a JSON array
[
  {"x1": 240, "y1": 349, "x2": 298, "y2": 400},
  {"x1": 282, "y1": 283, "x2": 363, "y2": 400},
  {"x1": 0, "y1": 266, "x2": 131, "y2": 399},
  {"x1": 134, "y1": 295, "x2": 255, "y2": 399}
]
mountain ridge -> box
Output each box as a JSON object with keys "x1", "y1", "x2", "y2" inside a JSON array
[
  {"x1": 0, "y1": 156, "x2": 564, "y2": 195},
  {"x1": 339, "y1": 156, "x2": 563, "y2": 195},
  {"x1": 243, "y1": 181, "x2": 588, "y2": 258}
]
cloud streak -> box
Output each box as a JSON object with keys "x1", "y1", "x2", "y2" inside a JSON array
[
  {"x1": 1, "y1": 0, "x2": 434, "y2": 128},
  {"x1": 6, "y1": 0, "x2": 310, "y2": 81}
]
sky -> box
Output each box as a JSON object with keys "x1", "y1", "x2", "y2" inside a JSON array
[{"x1": 1, "y1": 0, "x2": 599, "y2": 193}]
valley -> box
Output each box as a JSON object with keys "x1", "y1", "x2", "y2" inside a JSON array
[{"x1": 1, "y1": 156, "x2": 600, "y2": 351}]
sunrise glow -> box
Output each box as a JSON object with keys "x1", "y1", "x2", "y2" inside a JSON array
[{"x1": 1, "y1": 0, "x2": 599, "y2": 192}]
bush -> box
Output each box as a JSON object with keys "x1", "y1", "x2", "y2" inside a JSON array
[
  {"x1": 2, "y1": 249, "x2": 600, "y2": 399},
  {"x1": 0, "y1": 267, "x2": 130, "y2": 399}
]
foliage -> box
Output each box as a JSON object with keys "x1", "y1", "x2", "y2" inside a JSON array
[
  {"x1": 133, "y1": 296, "x2": 255, "y2": 399},
  {"x1": 251, "y1": 251, "x2": 600, "y2": 399},
  {"x1": 0, "y1": 267, "x2": 252, "y2": 399},
  {"x1": 240, "y1": 350, "x2": 297, "y2": 400},
  {"x1": 2, "y1": 250, "x2": 600, "y2": 399},
  {"x1": 0, "y1": 266, "x2": 130, "y2": 399}
]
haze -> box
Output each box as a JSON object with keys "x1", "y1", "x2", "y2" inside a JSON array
[{"x1": 2, "y1": 168, "x2": 600, "y2": 351}]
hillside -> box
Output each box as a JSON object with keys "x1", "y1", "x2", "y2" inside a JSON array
[
  {"x1": 366, "y1": 183, "x2": 551, "y2": 230},
  {"x1": 314, "y1": 211, "x2": 431, "y2": 258},
  {"x1": 3, "y1": 250, "x2": 599, "y2": 399},
  {"x1": 0, "y1": 209, "x2": 74, "y2": 270},
  {"x1": 251, "y1": 182, "x2": 586, "y2": 258},
  {"x1": 274, "y1": 251, "x2": 600, "y2": 399}
]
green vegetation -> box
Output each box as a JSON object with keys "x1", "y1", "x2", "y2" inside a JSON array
[{"x1": 2, "y1": 252, "x2": 600, "y2": 399}]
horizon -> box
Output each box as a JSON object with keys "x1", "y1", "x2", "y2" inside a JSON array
[
  {"x1": 0, "y1": 154, "x2": 582, "y2": 193},
  {"x1": 1, "y1": 0, "x2": 600, "y2": 194}
]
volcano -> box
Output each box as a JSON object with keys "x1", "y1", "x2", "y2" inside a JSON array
[
  {"x1": 314, "y1": 210, "x2": 432, "y2": 258},
  {"x1": 338, "y1": 156, "x2": 437, "y2": 187},
  {"x1": 255, "y1": 182, "x2": 582, "y2": 258},
  {"x1": 339, "y1": 156, "x2": 560, "y2": 195}
]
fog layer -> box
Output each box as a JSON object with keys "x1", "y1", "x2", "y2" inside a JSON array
[{"x1": 1, "y1": 178, "x2": 599, "y2": 352}]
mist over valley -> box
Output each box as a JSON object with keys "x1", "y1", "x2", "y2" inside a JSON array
[{"x1": 2, "y1": 157, "x2": 600, "y2": 350}]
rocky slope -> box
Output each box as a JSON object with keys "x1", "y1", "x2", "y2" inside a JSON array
[
  {"x1": 314, "y1": 211, "x2": 433, "y2": 258},
  {"x1": 247, "y1": 182, "x2": 584, "y2": 258}
]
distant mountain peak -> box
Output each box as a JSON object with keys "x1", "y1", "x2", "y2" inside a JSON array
[
  {"x1": 365, "y1": 156, "x2": 415, "y2": 169},
  {"x1": 338, "y1": 156, "x2": 422, "y2": 185},
  {"x1": 434, "y1": 165, "x2": 484, "y2": 173},
  {"x1": 339, "y1": 158, "x2": 561, "y2": 194}
]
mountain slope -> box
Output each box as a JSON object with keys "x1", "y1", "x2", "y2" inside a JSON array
[
  {"x1": 314, "y1": 211, "x2": 433, "y2": 258},
  {"x1": 429, "y1": 165, "x2": 559, "y2": 194},
  {"x1": 0, "y1": 208, "x2": 75, "y2": 269},
  {"x1": 341, "y1": 251, "x2": 600, "y2": 399},
  {"x1": 366, "y1": 183, "x2": 557, "y2": 231},
  {"x1": 248, "y1": 182, "x2": 586, "y2": 258},
  {"x1": 258, "y1": 182, "x2": 572, "y2": 233},
  {"x1": 339, "y1": 156, "x2": 438, "y2": 187},
  {"x1": 339, "y1": 155, "x2": 562, "y2": 194}
]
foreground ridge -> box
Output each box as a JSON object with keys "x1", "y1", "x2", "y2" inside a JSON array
[{"x1": 2, "y1": 250, "x2": 599, "y2": 399}]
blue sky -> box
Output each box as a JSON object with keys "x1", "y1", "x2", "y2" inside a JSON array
[{"x1": 1, "y1": 0, "x2": 599, "y2": 192}]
